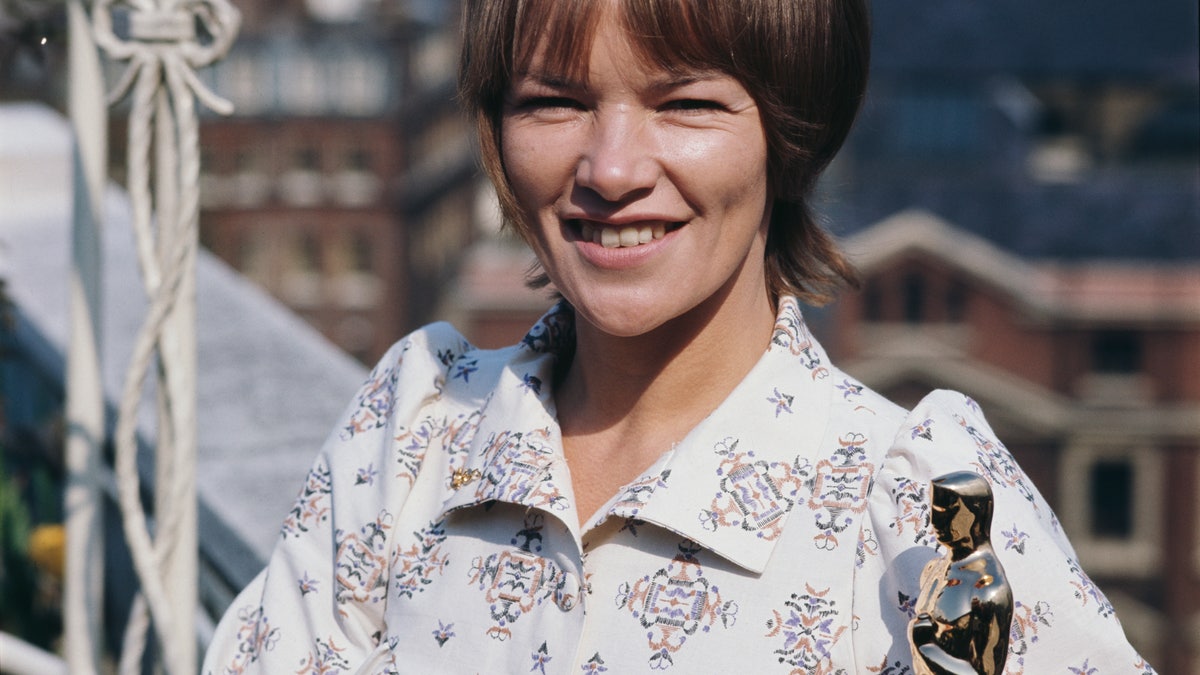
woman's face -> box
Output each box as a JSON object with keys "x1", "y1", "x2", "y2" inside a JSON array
[{"x1": 500, "y1": 6, "x2": 772, "y2": 339}]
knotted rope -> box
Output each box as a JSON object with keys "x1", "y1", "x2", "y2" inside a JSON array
[{"x1": 92, "y1": 0, "x2": 239, "y2": 671}]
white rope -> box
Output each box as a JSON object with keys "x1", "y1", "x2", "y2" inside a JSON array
[
  {"x1": 117, "y1": 594, "x2": 150, "y2": 675},
  {"x1": 91, "y1": 0, "x2": 240, "y2": 671}
]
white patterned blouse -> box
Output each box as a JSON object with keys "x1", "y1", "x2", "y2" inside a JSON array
[{"x1": 203, "y1": 297, "x2": 1153, "y2": 674}]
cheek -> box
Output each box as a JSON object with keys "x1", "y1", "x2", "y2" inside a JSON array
[
  {"x1": 501, "y1": 124, "x2": 565, "y2": 209},
  {"x1": 674, "y1": 133, "x2": 769, "y2": 207}
]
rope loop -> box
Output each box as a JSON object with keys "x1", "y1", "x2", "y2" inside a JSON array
[
  {"x1": 91, "y1": 0, "x2": 240, "y2": 668},
  {"x1": 94, "y1": 0, "x2": 241, "y2": 112},
  {"x1": 129, "y1": 9, "x2": 193, "y2": 42}
]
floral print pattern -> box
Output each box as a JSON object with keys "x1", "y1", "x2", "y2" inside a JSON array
[
  {"x1": 699, "y1": 437, "x2": 803, "y2": 539},
  {"x1": 1008, "y1": 600, "x2": 1053, "y2": 674},
  {"x1": 281, "y1": 461, "x2": 332, "y2": 538},
  {"x1": 474, "y1": 428, "x2": 568, "y2": 512},
  {"x1": 392, "y1": 520, "x2": 449, "y2": 599},
  {"x1": 204, "y1": 299, "x2": 1154, "y2": 674},
  {"x1": 340, "y1": 353, "x2": 403, "y2": 441},
  {"x1": 615, "y1": 541, "x2": 738, "y2": 669},
  {"x1": 766, "y1": 584, "x2": 848, "y2": 675},
  {"x1": 886, "y1": 475, "x2": 934, "y2": 546},
  {"x1": 469, "y1": 513, "x2": 572, "y2": 641},
  {"x1": 333, "y1": 510, "x2": 393, "y2": 606}
]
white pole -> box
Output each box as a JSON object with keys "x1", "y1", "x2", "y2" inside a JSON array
[
  {"x1": 63, "y1": 0, "x2": 107, "y2": 671},
  {"x1": 0, "y1": 632, "x2": 69, "y2": 675}
]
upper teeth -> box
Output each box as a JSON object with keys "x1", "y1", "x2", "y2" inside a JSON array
[{"x1": 579, "y1": 221, "x2": 668, "y2": 248}]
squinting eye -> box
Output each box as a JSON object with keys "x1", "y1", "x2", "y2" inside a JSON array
[
  {"x1": 519, "y1": 96, "x2": 583, "y2": 111},
  {"x1": 663, "y1": 99, "x2": 724, "y2": 112}
]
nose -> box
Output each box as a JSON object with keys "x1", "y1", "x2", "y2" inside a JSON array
[{"x1": 574, "y1": 110, "x2": 657, "y2": 203}]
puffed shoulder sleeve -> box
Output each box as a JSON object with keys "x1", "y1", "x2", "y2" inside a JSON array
[
  {"x1": 858, "y1": 389, "x2": 1155, "y2": 673},
  {"x1": 201, "y1": 323, "x2": 470, "y2": 674}
]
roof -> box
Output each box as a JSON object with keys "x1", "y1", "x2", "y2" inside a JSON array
[
  {"x1": 825, "y1": 168, "x2": 1200, "y2": 262},
  {"x1": 869, "y1": 0, "x2": 1199, "y2": 82},
  {"x1": 844, "y1": 209, "x2": 1200, "y2": 323},
  {"x1": 838, "y1": 1, "x2": 1200, "y2": 262}
]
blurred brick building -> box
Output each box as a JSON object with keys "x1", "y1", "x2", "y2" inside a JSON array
[
  {"x1": 815, "y1": 9, "x2": 1199, "y2": 666},
  {"x1": 826, "y1": 211, "x2": 1199, "y2": 670}
]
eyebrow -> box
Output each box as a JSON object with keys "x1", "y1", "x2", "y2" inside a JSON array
[
  {"x1": 515, "y1": 70, "x2": 724, "y2": 95},
  {"x1": 517, "y1": 72, "x2": 583, "y2": 91}
]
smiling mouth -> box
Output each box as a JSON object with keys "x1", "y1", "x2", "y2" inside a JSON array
[{"x1": 574, "y1": 220, "x2": 679, "y2": 248}]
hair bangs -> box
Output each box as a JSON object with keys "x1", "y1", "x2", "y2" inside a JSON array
[
  {"x1": 617, "y1": 0, "x2": 743, "y2": 78},
  {"x1": 510, "y1": 0, "x2": 745, "y2": 87},
  {"x1": 510, "y1": 0, "x2": 601, "y2": 85}
]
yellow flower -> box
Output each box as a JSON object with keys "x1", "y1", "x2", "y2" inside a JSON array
[{"x1": 29, "y1": 524, "x2": 66, "y2": 579}]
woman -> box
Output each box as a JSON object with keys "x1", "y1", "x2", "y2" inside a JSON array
[{"x1": 204, "y1": 0, "x2": 1153, "y2": 672}]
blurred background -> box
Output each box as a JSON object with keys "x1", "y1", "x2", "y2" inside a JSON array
[{"x1": 1, "y1": 0, "x2": 1197, "y2": 671}]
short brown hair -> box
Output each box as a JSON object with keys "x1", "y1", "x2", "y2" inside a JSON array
[{"x1": 459, "y1": 0, "x2": 869, "y2": 305}]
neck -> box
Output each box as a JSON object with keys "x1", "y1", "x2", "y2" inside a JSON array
[{"x1": 556, "y1": 281, "x2": 776, "y2": 468}]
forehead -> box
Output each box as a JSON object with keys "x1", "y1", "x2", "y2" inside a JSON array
[{"x1": 510, "y1": 0, "x2": 739, "y2": 85}]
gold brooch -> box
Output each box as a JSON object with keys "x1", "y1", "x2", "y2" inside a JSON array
[{"x1": 450, "y1": 467, "x2": 481, "y2": 489}]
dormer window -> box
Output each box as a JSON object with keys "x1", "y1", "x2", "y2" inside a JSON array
[
  {"x1": 1091, "y1": 330, "x2": 1142, "y2": 374},
  {"x1": 903, "y1": 273, "x2": 925, "y2": 323}
]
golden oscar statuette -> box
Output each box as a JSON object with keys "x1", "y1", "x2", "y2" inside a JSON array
[{"x1": 908, "y1": 471, "x2": 1013, "y2": 675}]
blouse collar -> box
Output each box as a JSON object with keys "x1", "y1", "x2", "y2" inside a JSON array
[{"x1": 440, "y1": 296, "x2": 837, "y2": 573}]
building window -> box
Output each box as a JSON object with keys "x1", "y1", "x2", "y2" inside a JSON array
[
  {"x1": 350, "y1": 231, "x2": 374, "y2": 273},
  {"x1": 296, "y1": 146, "x2": 321, "y2": 172},
  {"x1": 236, "y1": 230, "x2": 271, "y2": 285},
  {"x1": 1091, "y1": 330, "x2": 1142, "y2": 374},
  {"x1": 233, "y1": 149, "x2": 255, "y2": 172},
  {"x1": 1089, "y1": 459, "x2": 1134, "y2": 539},
  {"x1": 336, "y1": 54, "x2": 389, "y2": 116},
  {"x1": 346, "y1": 147, "x2": 371, "y2": 172},
  {"x1": 281, "y1": 230, "x2": 324, "y2": 307},
  {"x1": 282, "y1": 53, "x2": 325, "y2": 114},
  {"x1": 296, "y1": 231, "x2": 323, "y2": 273},
  {"x1": 903, "y1": 273, "x2": 925, "y2": 323},
  {"x1": 1060, "y1": 441, "x2": 1162, "y2": 577},
  {"x1": 279, "y1": 147, "x2": 326, "y2": 206}
]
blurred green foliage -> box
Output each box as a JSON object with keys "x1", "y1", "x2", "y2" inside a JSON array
[{"x1": 0, "y1": 456, "x2": 62, "y2": 648}]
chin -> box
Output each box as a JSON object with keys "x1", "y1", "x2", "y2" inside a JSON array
[
  {"x1": 575, "y1": 306, "x2": 669, "y2": 339},
  {"x1": 567, "y1": 290, "x2": 680, "y2": 340}
]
